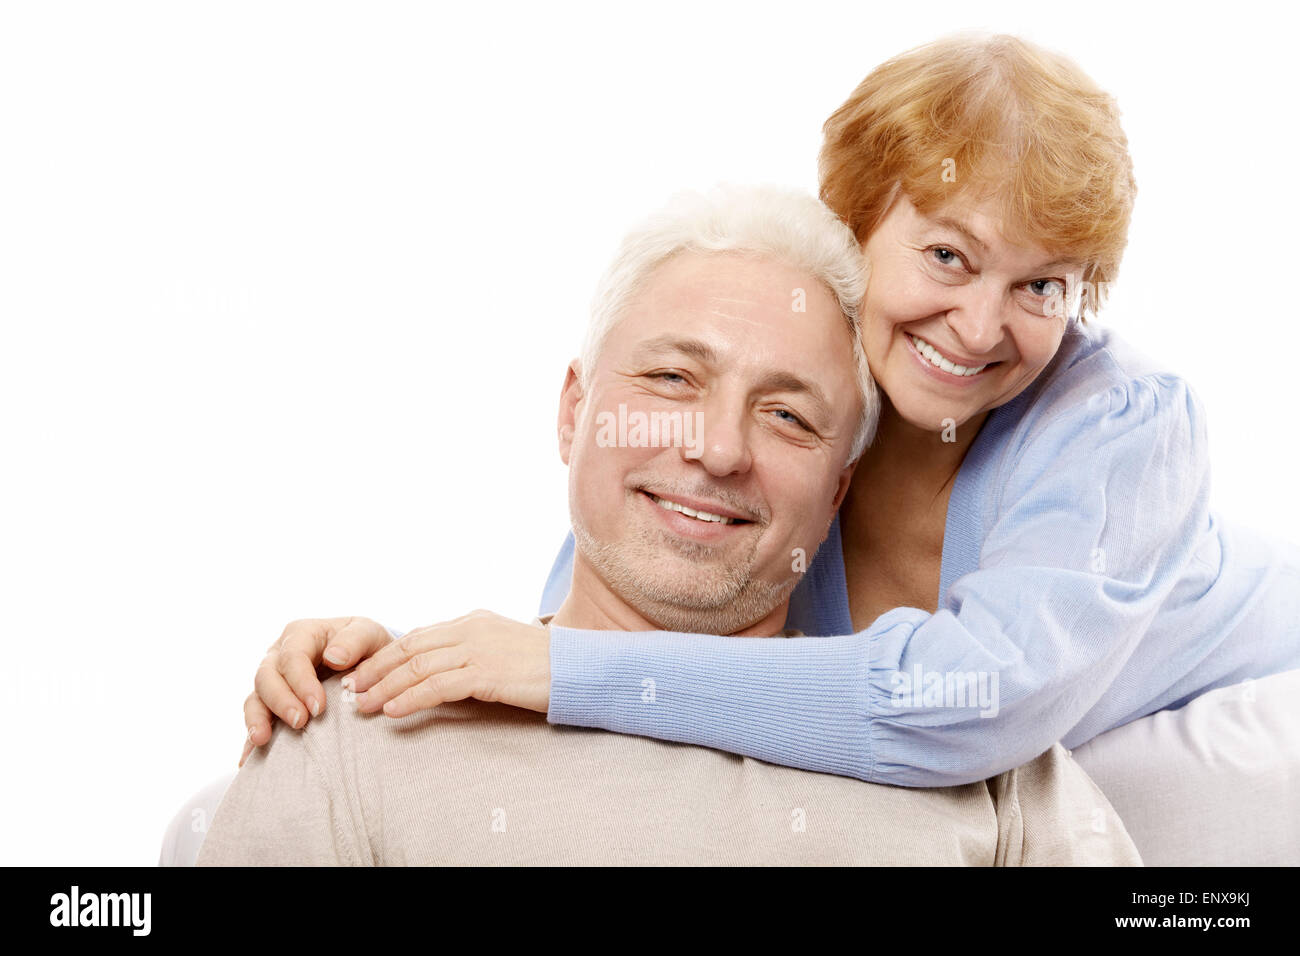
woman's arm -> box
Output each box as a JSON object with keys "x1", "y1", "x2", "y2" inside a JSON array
[{"x1": 544, "y1": 373, "x2": 1215, "y2": 787}]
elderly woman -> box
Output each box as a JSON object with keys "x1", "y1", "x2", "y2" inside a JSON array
[{"x1": 242, "y1": 32, "x2": 1300, "y2": 786}]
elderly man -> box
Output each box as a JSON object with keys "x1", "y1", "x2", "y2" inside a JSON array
[{"x1": 197, "y1": 185, "x2": 1138, "y2": 865}]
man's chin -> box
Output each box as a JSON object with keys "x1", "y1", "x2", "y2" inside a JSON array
[
  {"x1": 593, "y1": 549, "x2": 795, "y2": 634},
  {"x1": 571, "y1": 521, "x2": 796, "y2": 634},
  {"x1": 621, "y1": 574, "x2": 798, "y2": 635},
  {"x1": 635, "y1": 522, "x2": 753, "y2": 562}
]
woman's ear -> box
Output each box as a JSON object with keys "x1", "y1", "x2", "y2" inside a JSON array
[{"x1": 557, "y1": 359, "x2": 584, "y2": 465}]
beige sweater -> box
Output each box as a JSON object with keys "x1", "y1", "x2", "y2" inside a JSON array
[{"x1": 197, "y1": 673, "x2": 1140, "y2": 866}]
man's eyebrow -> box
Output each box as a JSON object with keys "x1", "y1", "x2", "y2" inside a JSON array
[
  {"x1": 630, "y1": 336, "x2": 835, "y2": 424},
  {"x1": 630, "y1": 335, "x2": 719, "y2": 365},
  {"x1": 755, "y1": 370, "x2": 833, "y2": 424}
]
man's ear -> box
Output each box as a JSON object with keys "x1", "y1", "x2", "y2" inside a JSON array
[
  {"x1": 802, "y1": 458, "x2": 858, "y2": 562},
  {"x1": 828, "y1": 457, "x2": 857, "y2": 521},
  {"x1": 557, "y1": 359, "x2": 584, "y2": 465}
]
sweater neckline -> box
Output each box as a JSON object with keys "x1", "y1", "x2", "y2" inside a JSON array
[
  {"x1": 824, "y1": 362, "x2": 1045, "y2": 630},
  {"x1": 938, "y1": 396, "x2": 1016, "y2": 605},
  {"x1": 814, "y1": 319, "x2": 1091, "y2": 632},
  {"x1": 937, "y1": 320, "x2": 1088, "y2": 604}
]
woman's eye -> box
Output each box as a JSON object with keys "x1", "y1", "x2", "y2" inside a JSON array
[
  {"x1": 1027, "y1": 278, "x2": 1066, "y2": 297},
  {"x1": 650, "y1": 372, "x2": 687, "y2": 384},
  {"x1": 931, "y1": 246, "x2": 961, "y2": 267}
]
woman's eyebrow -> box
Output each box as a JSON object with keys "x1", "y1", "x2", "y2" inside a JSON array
[
  {"x1": 1030, "y1": 258, "x2": 1077, "y2": 273},
  {"x1": 930, "y1": 216, "x2": 989, "y2": 252},
  {"x1": 930, "y1": 216, "x2": 1076, "y2": 273}
]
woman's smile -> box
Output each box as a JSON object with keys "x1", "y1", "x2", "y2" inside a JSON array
[
  {"x1": 903, "y1": 329, "x2": 1001, "y2": 386},
  {"x1": 906, "y1": 331, "x2": 999, "y2": 375}
]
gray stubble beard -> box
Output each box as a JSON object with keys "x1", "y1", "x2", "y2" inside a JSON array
[{"x1": 571, "y1": 515, "x2": 798, "y2": 635}]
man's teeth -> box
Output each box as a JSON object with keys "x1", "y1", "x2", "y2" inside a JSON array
[
  {"x1": 648, "y1": 493, "x2": 737, "y2": 524},
  {"x1": 908, "y1": 333, "x2": 987, "y2": 376}
]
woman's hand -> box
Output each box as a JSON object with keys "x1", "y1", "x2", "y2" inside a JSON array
[
  {"x1": 240, "y1": 616, "x2": 392, "y2": 766},
  {"x1": 350, "y1": 610, "x2": 551, "y2": 718}
]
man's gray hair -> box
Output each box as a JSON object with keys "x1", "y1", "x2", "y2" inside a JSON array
[{"x1": 580, "y1": 183, "x2": 879, "y2": 461}]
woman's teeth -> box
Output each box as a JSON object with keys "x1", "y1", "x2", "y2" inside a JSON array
[
  {"x1": 908, "y1": 333, "x2": 988, "y2": 376},
  {"x1": 648, "y1": 493, "x2": 736, "y2": 524}
]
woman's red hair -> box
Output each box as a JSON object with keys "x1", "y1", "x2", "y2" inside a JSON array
[{"x1": 820, "y1": 32, "x2": 1136, "y2": 320}]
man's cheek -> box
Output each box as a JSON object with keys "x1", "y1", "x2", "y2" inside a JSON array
[
  {"x1": 773, "y1": 487, "x2": 827, "y2": 565},
  {"x1": 575, "y1": 454, "x2": 628, "y2": 521}
]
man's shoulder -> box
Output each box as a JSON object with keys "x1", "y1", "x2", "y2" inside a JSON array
[
  {"x1": 228, "y1": 677, "x2": 545, "y2": 814},
  {"x1": 308, "y1": 674, "x2": 544, "y2": 754}
]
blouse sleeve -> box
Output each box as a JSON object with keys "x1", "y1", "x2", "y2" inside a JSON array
[{"x1": 545, "y1": 373, "x2": 1210, "y2": 787}]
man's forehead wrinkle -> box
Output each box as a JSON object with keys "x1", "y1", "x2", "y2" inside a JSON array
[
  {"x1": 631, "y1": 325, "x2": 807, "y2": 371},
  {"x1": 630, "y1": 300, "x2": 795, "y2": 342},
  {"x1": 652, "y1": 281, "x2": 781, "y2": 308},
  {"x1": 648, "y1": 302, "x2": 782, "y2": 326},
  {"x1": 702, "y1": 308, "x2": 771, "y2": 329},
  {"x1": 702, "y1": 294, "x2": 771, "y2": 307}
]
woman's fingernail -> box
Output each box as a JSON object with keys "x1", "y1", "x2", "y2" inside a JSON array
[
  {"x1": 287, "y1": 708, "x2": 302, "y2": 728},
  {"x1": 308, "y1": 696, "x2": 322, "y2": 717},
  {"x1": 324, "y1": 646, "x2": 347, "y2": 665},
  {"x1": 341, "y1": 676, "x2": 354, "y2": 692},
  {"x1": 247, "y1": 726, "x2": 256, "y2": 740}
]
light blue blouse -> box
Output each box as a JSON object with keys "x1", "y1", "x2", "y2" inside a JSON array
[{"x1": 538, "y1": 318, "x2": 1300, "y2": 786}]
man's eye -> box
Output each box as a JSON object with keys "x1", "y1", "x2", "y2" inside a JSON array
[
  {"x1": 649, "y1": 372, "x2": 687, "y2": 384},
  {"x1": 771, "y1": 408, "x2": 811, "y2": 431}
]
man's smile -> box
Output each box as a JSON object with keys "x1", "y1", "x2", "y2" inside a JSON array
[
  {"x1": 636, "y1": 488, "x2": 758, "y2": 543},
  {"x1": 642, "y1": 490, "x2": 753, "y2": 524}
]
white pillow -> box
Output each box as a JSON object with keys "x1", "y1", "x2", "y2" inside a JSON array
[
  {"x1": 158, "y1": 770, "x2": 235, "y2": 867},
  {"x1": 1070, "y1": 668, "x2": 1300, "y2": 866}
]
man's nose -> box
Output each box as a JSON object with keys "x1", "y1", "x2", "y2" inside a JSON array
[{"x1": 683, "y1": 398, "x2": 753, "y2": 477}]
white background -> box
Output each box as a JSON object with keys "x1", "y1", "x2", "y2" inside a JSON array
[{"x1": 2, "y1": 1, "x2": 1297, "y2": 865}]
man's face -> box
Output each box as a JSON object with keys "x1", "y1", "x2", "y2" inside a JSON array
[{"x1": 558, "y1": 251, "x2": 864, "y2": 635}]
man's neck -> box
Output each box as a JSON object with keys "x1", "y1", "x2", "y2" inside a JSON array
[{"x1": 551, "y1": 550, "x2": 790, "y2": 637}]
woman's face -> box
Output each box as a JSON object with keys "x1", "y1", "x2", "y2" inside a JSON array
[{"x1": 860, "y1": 192, "x2": 1081, "y2": 434}]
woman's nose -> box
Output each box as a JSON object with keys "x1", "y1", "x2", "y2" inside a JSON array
[{"x1": 944, "y1": 286, "x2": 1005, "y2": 354}]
